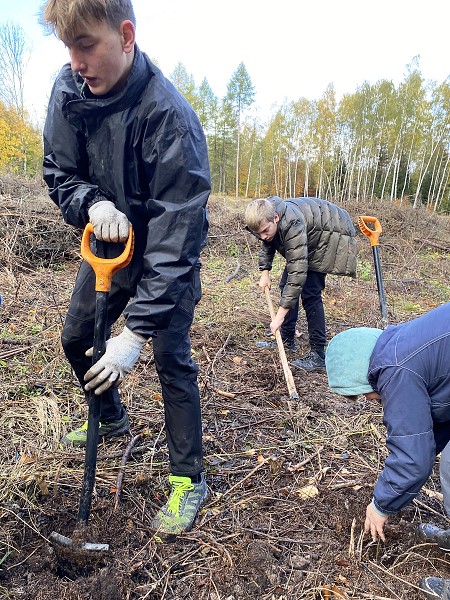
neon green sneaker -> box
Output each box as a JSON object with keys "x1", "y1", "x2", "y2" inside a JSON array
[
  {"x1": 151, "y1": 474, "x2": 208, "y2": 537},
  {"x1": 60, "y1": 411, "x2": 130, "y2": 447}
]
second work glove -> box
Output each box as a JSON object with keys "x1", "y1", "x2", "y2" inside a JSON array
[
  {"x1": 88, "y1": 200, "x2": 130, "y2": 242},
  {"x1": 84, "y1": 327, "x2": 147, "y2": 395}
]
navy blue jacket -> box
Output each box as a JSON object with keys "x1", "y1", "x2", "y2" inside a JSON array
[{"x1": 368, "y1": 302, "x2": 450, "y2": 514}]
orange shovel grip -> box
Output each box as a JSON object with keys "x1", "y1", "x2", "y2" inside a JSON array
[
  {"x1": 81, "y1": 223, "x2": 134, "y2": 292},
  {"x1": 358, "y1": 215, "x2": 382, "y2": 247}
]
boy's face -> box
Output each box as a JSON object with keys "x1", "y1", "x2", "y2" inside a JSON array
[
  {"x1": 365, "y1": 391, "x2": 382, "y2": 402},
  {"x1": 63, "y1": 20, "x2": 134, "y2": 96},
  {"x1": 254, "y1": 213, "x2": 279, "y2": 242}
]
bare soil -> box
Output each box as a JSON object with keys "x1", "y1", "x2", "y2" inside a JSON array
[{"x1": 1, "y1": 177, "x2": 450, "y2": 599}]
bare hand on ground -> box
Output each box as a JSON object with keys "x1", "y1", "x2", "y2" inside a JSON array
[{"x1": 365, "y1": 502, "x2": 388, "y2": 542}]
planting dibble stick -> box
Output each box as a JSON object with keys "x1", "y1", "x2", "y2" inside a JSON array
[{"x1": 264, "y1": 286, "x2": 299, "y2": 401}]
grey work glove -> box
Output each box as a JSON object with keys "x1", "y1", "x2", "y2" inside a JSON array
[
  {"x1": 84, "y1": 327, "x2": 147, "y2": 395},
  {"x1": 88, "y1": 200, "x2": 131, "y2": 242}
]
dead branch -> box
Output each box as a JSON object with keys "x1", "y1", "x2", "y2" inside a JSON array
[
  {"x1": 114, "y1": 433, "x2": 146, "y2": 510},
  {"x1": 224, "y1": 260, "x2": 241, "y2": 283},
  {"x1": 414, "y1": 238, "x2": 450, "y2": 252}
]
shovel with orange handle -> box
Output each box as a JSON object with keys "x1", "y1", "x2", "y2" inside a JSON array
[
  {"x1": 49, "y1": 223, "x2": 134, "y2": 570},
  {"x1": 358, "y1": 216, "x2": 389, "y2": 329}
]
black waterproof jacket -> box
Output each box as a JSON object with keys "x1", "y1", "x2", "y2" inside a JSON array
[
  {"x1": 43, "y1": 46, "x2": 211, "y2": 337},
  {"x1": 258, "y1": 196, "x2": 357, "y2": 309}
]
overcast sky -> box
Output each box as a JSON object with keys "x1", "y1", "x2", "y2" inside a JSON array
[{"x1": 3, "y1": 0, "x2": 450, "y2": 127}]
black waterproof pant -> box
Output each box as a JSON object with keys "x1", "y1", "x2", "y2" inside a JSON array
[
  {"x1": 279, "y1": 267, "x2": 326, "y2": 354},
  {"x1": 61, "y1": 250, "x2": 203, "y2": 478}
]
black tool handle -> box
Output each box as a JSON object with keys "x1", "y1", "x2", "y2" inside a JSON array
[
  {"x1": 77, "y1": 291, "x2": 108, "y2": 525},
  {"x1": 372, "y1": 246, "x2": 389, "y2": 328}
]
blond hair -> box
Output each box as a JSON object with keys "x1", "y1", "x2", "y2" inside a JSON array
[
  {"x1": 41, "y1": 0, "x2": 136, "y2": 41},
  {"x1": 244, "y1": 198, "x2": 276, "y2": 232}
]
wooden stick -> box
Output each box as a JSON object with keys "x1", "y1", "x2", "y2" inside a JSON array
[
  {"x1": 114, "y1": 433, "x2": 145, "y2": 510},
  {"x1": 264, "y1": 287, "x2": 299, "y2": 401}
]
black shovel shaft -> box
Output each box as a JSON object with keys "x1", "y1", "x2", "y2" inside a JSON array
[
  {"x1": 372, "y1": 246, "x2": 389, "y2": 329},
  {"x1": 77, "y1": 290, "x2": 109, "y2": 525}
]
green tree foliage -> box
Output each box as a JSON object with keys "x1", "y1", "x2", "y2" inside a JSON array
[
  {"x1": 1, "y1": 38, "x2": 450, "y2": 212},
  {"x1": 169, "y1": 61, "x2": 198, "y2": 109},
  {"x1": 225, "y1": 63, "x2": 255, "y2": 198},
  {"x1": 196, "y1": 78, "x2": 218, "y2": 132}
]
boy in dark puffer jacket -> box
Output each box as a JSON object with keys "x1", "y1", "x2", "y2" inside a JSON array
[{"x1": 245, "y1": 196, "x2": 357, "y2": 371}]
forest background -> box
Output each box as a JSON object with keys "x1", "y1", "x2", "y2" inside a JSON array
[{"x1": 1, "y1": 21, "x2": 450, "y2": 212}]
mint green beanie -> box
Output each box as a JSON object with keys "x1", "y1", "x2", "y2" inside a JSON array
[{"x1": 325, "y1": 327, "x2": 383, "y2": 396}]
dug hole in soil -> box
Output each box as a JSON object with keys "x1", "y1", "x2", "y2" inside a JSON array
[{"x1": 1, "y1": 176, "x2": 450, "y2": 599}]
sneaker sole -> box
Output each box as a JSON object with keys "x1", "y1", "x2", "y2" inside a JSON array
[
  {"x1": 100, "y1": 423, "x2": 130, "y2": 439},
  {"x1": 420, "y1": 579, "x2": 445, "y2": 598}
]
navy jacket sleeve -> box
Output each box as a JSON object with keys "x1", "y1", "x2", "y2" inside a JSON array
[{"x1": 372, "y1": 367, "x2": 436, "y2": 514}]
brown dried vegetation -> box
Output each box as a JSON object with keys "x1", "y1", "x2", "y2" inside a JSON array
[{"x1": 1, "y1": 176, "x2": 450, "y2": 599}]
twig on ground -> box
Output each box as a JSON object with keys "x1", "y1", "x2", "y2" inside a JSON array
[
  {"x1": 287, "y1": 445, "x2": 324, "y2": 472},
  {"x1": 225, "y1": 260, "x2": 241, "y2": 283},
  {"x1": 114, "y1": 433, "x2": 146, "y2": 510},
  {"x1": 207, "y1": 457, "x2": 268, "y2": 507},
  {"x1": 212, "y1": 388, "x2": 236, "y2": 399}
]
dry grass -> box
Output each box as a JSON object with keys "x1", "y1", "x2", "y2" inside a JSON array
[{"x1": 1, "y1": 181, "x2": 450, "y2": 598}]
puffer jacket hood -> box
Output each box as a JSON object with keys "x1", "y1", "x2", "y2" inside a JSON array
[
  {"x1": 43, "y1": 46, "x2": 210, "y2": 335},
  {"x1": 258, "y1": 196, "x2": 357, "y2": 309}
]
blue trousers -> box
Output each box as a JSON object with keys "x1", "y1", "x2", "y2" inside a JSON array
[
  {"x1": 61, "y1": 244, "x2": 203, "y2": 478},
  {"x1": 279, "y1": 267, "x2": 326, "y2": 354}
]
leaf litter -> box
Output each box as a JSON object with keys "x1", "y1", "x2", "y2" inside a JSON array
[{"x1": 1, "y1": 176, "x2": 450, "y2": 598}]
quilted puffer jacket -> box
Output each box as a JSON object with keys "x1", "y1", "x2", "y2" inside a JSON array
[{"x1": 258, "y1": 196, "x2": 357, "y2": 308}]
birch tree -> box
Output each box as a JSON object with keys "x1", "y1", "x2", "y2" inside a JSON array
[{"x1": 314, "y1": 84, "x2": 337, "y2": 199}]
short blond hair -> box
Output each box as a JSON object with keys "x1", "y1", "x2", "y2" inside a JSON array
[
  {"x1": 244, "y1": 198, "x2": 276, "y2": 232},
  {"x1": 41, "y1": 0, "x2": 136, "y2": 41}
]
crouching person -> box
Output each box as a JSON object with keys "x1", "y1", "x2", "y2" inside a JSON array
[{"x1": 325, "y1": 302, "x2": 450, "y2": 599}]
